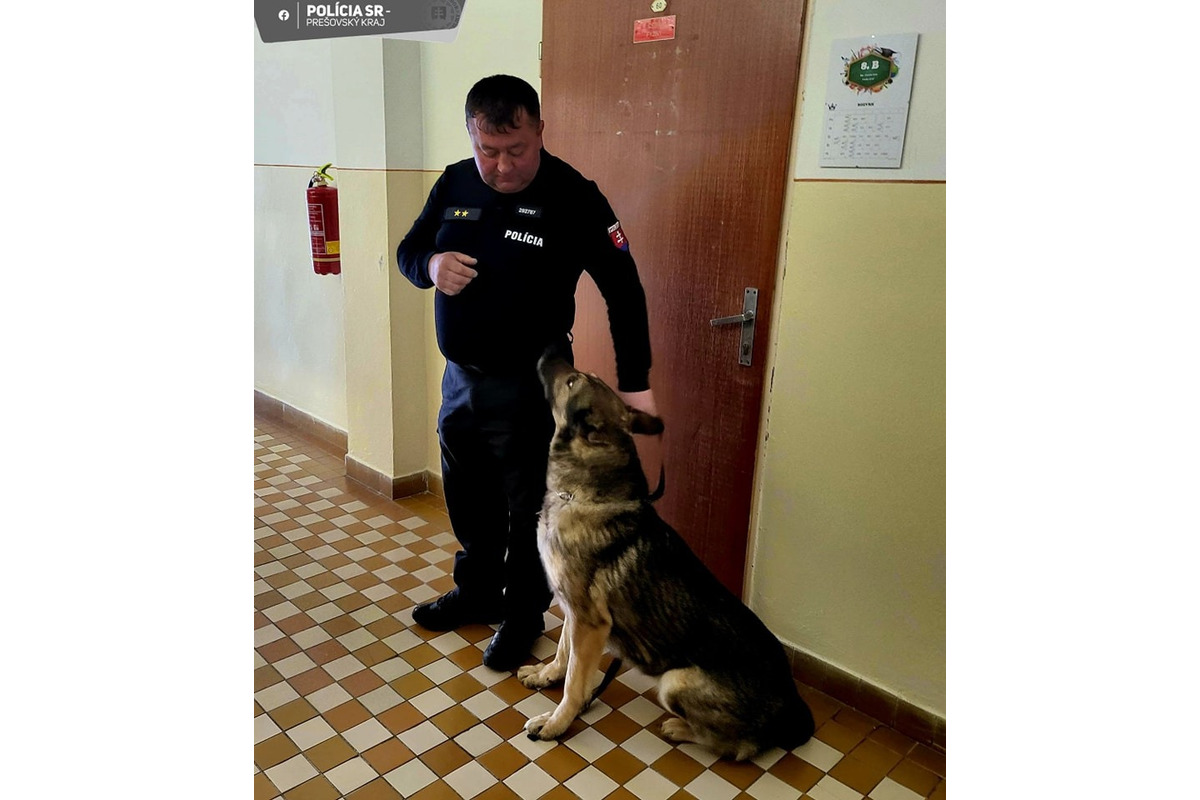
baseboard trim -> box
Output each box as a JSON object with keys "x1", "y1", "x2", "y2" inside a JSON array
[
  {"x1": 782, "y1": 642, "x2": 945, "y2": 752},
  {"x1": 254, "y1": 391, "x2": 347, "y2": 456},
  {"x1": 345, "y1": 454, "x2": 432, "y2": 501},
  {"x1": 254, "y1": 391, "x2": 435, "y2": 501}
]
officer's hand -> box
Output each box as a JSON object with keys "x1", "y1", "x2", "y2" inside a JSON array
[
  {"x1": 429, "y1": 252, "x2": 479, "y2": 295},
  {"x1": 618, "y1": 389, "x2": 658, "y2": 418},
  {"x1": 619, "y1": 388, "x2": 663, "y2": 490}
]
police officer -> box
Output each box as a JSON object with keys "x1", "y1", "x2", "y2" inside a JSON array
[{"x1": 396, "y1": 75, "x2": 657, "y2": 671}]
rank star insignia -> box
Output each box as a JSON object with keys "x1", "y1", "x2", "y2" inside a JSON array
[{"x1": 444, "y1": 207, "x2": 481, "y2": 220}]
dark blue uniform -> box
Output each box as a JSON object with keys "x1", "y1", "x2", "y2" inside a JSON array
[{"x1": 397, "y1": 149, "x2": 652, "y2": 624}]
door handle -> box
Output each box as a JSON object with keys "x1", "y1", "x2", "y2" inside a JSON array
[
  {"x1": 709, "y1": 287, "x2": 758, "y2": 366},
  {"x1": 709, "y1": 309, "x2": 755, "y2": 326}
]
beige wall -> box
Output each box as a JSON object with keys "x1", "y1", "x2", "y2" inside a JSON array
[
  {"x1": 419, "y1": 172, "x2": 446, "y2": 474},
  {"x1": 387, "y1": 169, "x2": 439, "y2": 478},
  {"x1": 751, "y1": 182, "x2": 946, "y2": 715}
]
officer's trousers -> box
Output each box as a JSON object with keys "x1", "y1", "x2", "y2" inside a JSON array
[{"x1": 437, "y1": 361, "x2": 555, "y2": 624}]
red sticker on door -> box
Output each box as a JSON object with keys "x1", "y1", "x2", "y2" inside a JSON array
[
  {"x1": 608, "y1": 221, "x2": 630, "y2": 251},
  {"x1": 633, "y1": 15, "x2": 676, "y2": 43}
]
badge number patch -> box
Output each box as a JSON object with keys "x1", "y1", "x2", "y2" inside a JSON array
[{"x1": 608, "y1": 221, "x2": 629, "y2": 251}]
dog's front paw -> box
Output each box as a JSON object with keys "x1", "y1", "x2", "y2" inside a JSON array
[
  {"x1": 517, "y1": 664, "x2": 547, "y2": 688},
  {"x1": 661, "y1": 717, "x2": 696, "y2": 744},
  {"x1": 518, "y1": 663, "x2": 562, "y2": 689},
  {"x1": 525, "y1": 711, "x2": 569, "y2": 741}
]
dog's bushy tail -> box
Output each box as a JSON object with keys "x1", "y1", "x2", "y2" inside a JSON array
[{"x1": 774, "y1": 691, "x2": 816, "y2": 750}]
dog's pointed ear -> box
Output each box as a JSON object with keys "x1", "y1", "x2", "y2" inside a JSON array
[{"x1": 629, "y1": 408, "x2": 664, "y2": 436}]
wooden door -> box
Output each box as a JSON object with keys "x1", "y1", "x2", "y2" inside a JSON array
[{"x1": 542, "y1": 1, "x2": 806, "y2": 596}]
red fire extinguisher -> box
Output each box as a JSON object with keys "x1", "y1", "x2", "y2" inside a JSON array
[{"x1": 306, "y1": 163, "x2": 340, "y2": 275}]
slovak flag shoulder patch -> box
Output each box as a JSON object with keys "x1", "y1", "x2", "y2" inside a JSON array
[{"x1": 607, "y1": 221, "x2": 630, "y2": 251}]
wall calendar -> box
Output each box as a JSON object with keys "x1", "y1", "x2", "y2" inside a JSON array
[{"x1": 819, "y1": 33, "x2": 919, "y2": 169}]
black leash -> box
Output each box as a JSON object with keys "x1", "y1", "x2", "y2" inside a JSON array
[
  {"x1": 647, "y1": 463, "x2": 666, "y2": 502},
  {"x1": 583, "y1": 657, "x2": 625, "y2": 712}
]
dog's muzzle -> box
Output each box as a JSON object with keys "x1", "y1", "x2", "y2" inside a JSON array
[{"x1": 537, "y1": 349, "x2": 576, "y2": 401}]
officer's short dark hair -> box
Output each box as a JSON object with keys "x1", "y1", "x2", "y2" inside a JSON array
[{"x1": 465, "y1": 75, "x2": 541, "y2": 131}]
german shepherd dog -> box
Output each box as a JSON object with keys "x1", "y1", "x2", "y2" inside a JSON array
[{"x1": 518, "y1": 353, "x2": 816, "y2": 760}]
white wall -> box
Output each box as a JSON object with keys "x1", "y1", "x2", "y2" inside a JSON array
[
  {"x1": 420, "y1": 0, "x2": 543, "y2": 171},
  {"x1": 254, "y1": 35, "x2": 347, "y2": 429},
  {"x1": 254, "y1": 36, "x2": 337, "y2": 164},
  {"x1": 791, "y1": 0, "x2": 946, "y2": 181}
]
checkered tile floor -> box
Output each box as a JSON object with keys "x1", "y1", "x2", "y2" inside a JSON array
[{"x1": 254, "y1": 415, "x2": 947, "y2": 800}]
